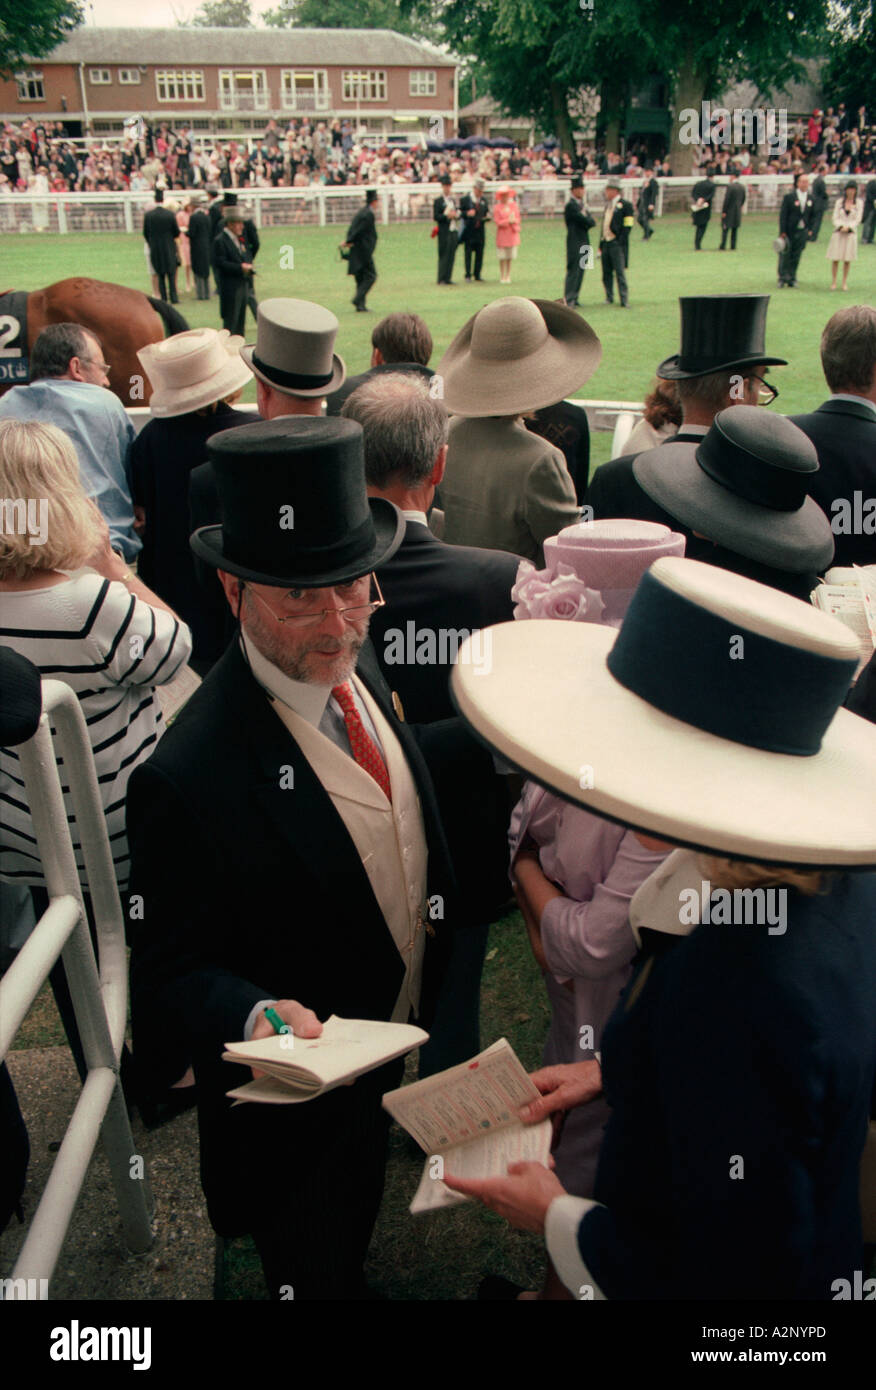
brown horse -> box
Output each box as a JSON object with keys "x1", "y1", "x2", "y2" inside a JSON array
[{"x1": 2, "y1": 278, "x2": 188, "y2": 408}]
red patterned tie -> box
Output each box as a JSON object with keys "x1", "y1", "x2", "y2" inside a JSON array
[{"x1": 331, "y1": 682, "x2": 392, "y2": 803}]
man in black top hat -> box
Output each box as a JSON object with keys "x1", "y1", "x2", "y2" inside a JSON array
[
  {"x1": 564, "y1": 176, "x2": 593, "y2": 306},
  {"x1": 719, "y1": 170, "x2": 746, "y2": 250},
  {"x1": 143, "y1": 188, "x2": 180, "y2": 304},
  {"x1": 691, "y1": 167, "x2": 716, "y2": 250},
  {"x1": 434, "y1": 174, "x2": 460, "y2": 285},
  {"x1": 212, "y1": 209, "x2": 253, "y2": 335},
  {"x1": 587, "y1": 294, "x2": 788, "y2": 541},
  {"x1": 637, "y1": 169, "x2": 658, "y2": 240},
  {"x1": 343, "y1": 188, "x2": 378, "y2": 312},
  {"x1": 128, "y1": 416, "x2": 460, "y2": 1299},
  {"x1": 777, "y1": 172, "x2": 817, "y2": 286}
]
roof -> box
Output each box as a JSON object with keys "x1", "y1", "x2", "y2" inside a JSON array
[{"x1": 38, "y1": 27, "x2": 456, "y2": 68}]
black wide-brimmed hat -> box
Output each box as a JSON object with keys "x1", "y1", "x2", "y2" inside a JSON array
[
  {"x1": 657, "y1": 295, "x2": 788, "y2": 379},
  {"x1": 190, "y1": 417, "x2": 405, "y2": 587},
  {"x1": 633, "y1": 405, "x2": 835, "y2": 573}
]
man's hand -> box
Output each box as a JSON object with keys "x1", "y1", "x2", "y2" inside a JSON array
[
  {"x1": 249, "y1": 999, "x2": 322, "y2": 1080},
  {"x1": 441, "y1": 1161, "x2": 566, "y2": 1233},
  {"x1": 518, "y1": 1060, "x2": 603, "y2": 1124}
]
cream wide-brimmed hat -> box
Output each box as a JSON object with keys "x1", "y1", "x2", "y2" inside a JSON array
[
  {"x1": 240, "y1": 297, "x2": 346, "y2": 400},
  {"x1": 451, "y1": 557, "x2": 876, "y2": 867},
  {"x1": 437, "y1": 297, "x2": 602, "y2": 417},
  {"x1": 138, "y1": 328, "x2": 252, "y2": 418}
]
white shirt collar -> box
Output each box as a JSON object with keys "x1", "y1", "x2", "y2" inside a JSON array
[
  {"x1": 401, "y1": 509, "x2": 429, "y2": 527},
  {"x1": 241, "y1": 630, "x2": 333, "y2": 727},
  {"x1": 830, "y1": 392, "x2": 876, "y2": 416}
]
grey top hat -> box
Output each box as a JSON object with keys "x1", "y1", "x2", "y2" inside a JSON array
[
  {"x1": 633, "y1": 405, "x2": 835, "y2": 573},
  {"x1": 240, "y1": 298, "x2": 346, "y2": 399}
]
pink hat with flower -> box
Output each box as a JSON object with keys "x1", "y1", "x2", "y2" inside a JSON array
[{"x1": 513, "y1": 518, "x2": 685, "y2": 627}]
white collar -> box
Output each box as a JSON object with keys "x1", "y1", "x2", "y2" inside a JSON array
[
  {"x1": 628, "y1": 849, "x2": 702, "y2": 947},
  {"x1": 241, "y1": 631, "x2": 333, "y2": 727},
  {"x1": 401, "y1": 509, "x2": 429, "y2": 527},
  {"x1": 830, "y1": 393, "x2": 876, "y2": 416}
]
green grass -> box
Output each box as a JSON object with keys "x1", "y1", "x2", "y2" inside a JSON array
[{"x1": 5, "y1": 214, "x2": 872, "y2": 421}]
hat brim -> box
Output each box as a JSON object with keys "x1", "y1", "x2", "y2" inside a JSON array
[
  {"x1": 633, "y1": 442, "x2": 835, "y2": 572},
  {"x1": 656, "y1": 352, "x2": 788, "y2": 380},
  {"x1": 240, "y1": 342, "x2": 346, "y2": 399},
  {"x1": 147, "y1": 354, "x2": 252, "y2": 419},
  {"x1": 451, "y1": 620, "x2": 876, "y2": 868},
  {"x1": 189, "y1": 496, "x2": 405, "y2": 587},
  {"x1": 438, "y1": 300, "x2": 602, "y2": 417}
]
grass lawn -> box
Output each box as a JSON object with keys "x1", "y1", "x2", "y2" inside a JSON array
[{"x1": 5, "y1": 213, "x2": 873, "y2": 445}]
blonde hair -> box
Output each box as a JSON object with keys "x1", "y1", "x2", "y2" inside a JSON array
[
  {"x1": 697, "y1": 855, "x2": 829, "y2": 897},
  {"x1": 0, "y1": 419, "x2": 104, "y2": 580}
]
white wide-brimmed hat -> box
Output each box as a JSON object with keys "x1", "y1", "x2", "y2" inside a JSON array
[
  {"x1": 138, "y1": 328, "x2": 252, "y2": 418},
  {"x1": 451, "y1": 557, "x2": 876, "y2": 867},
  {"x1": 437, "y1": 297, "x2": 602, "y2": 417},
  {"x1": 240, "y1": 298, "x2": 345, "y2": 399}
]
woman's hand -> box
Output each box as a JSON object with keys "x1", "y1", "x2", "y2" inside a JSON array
[{"x1": 441, "y1": 1161, "x2": 566, "y2": 1233}]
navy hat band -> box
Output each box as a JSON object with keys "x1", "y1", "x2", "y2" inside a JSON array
[
  {"x1": 606, "y1": 572, "x2": 857, "y2": 756},
  {"x1": 252, "y1": 352, "x2": 335, "y2": 390}
]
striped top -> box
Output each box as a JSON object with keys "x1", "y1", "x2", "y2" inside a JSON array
[{"x1": 0, "y1": 572, "x2": 192, "y2": 890}]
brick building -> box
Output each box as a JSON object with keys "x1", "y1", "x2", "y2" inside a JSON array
[{"x1": 1, "y1": 27, "x2": 457, "y2": 141}]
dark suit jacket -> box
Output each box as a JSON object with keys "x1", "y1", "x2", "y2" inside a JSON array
[
  {"x1": 691, "y1": 178, "x2": 715, "y2": 225},
  {"x1": 779, "y1": 190, "x2": 817, "y2": 241},
  {"x1": 459, "y1": 193, "x2": 489, "y2": 244},
  {"x1": 345, "y1": 203, "x2": 377, "y2": 275},
  {"x1": 721, "y1": 182, "x2": 745, "y2": 227},
  {"x1": 791, "y1": 397, "x2": 876, "y2": 567},
  {"x1": 637, "y1": 178, "x2": 658, "y2": 218},
  {"x1": 564, "y1": 195, "x2": 592, "y2": 259},
  {"x1": 127, "y1": 637, "x2": 455, "y2": 1233},
  {"x1": 143, "y1": 205, "x2": 179, "y2": 275},
  {"x1": 526, "y1": 400, "x2": 591, "y2": 502},
  {"x1": 187, "y1": 208, "x2": 212, "y2": 277},
  {"x1": 578, "y1": 873, "x2": 876, "y2": 1299}
]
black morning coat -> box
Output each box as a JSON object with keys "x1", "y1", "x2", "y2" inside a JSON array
[
  {"x1": 791, "y1": 397, "x2": 876, "y2": 568},
  {"x1": 564, "y1": 195, "x2": 592, "y2": 260},
  {"x1": 345, "y1": 203, "x2": 377, "y2": 276},
  {"x1": 127, "y1": 637, "x2": 457, "y2": 1234}
]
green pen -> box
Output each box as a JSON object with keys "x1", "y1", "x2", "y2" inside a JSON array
[{"x1": 263, "y1": 1006, "x2": 292, "y2": 1035}]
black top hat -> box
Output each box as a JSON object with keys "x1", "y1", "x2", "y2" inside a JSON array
[
  {"x1": 190, "y1": 417, "x2": 405, "y2": 587},
  {"x1": 570, "y1": 175, "x2": 584, "y2": 190},
  {"x1": 657, "y1": 295, "x2": 788, "y2": 379},
  {"x1": 439, "y1": 174, "x2": 452, "y2": 186},
  {"x1": 222, "y1": 191, "x2": 238, "y2": 205}
]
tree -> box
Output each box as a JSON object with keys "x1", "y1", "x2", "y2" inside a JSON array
[
  {"x1": 187, "y1": 0, "x2": 253, "y2": 25},
  {"x1": 822, "y1": 1, "x2": 876, "y2": 117},
  {"x1": 0, "y1": 0, "x2": 83, "y2": 77},
  {"x1": 264, "y1": 0, "x2": 440, "y2": 41}
]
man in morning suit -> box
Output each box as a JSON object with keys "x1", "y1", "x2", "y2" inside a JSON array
[
  {"x1": 434, "y1": 174, "x2": 460, "y2": 285},
  {"x1": 143, "y1": 188, "x2": 180, "y2": 304},
  {"x1": 791, "y1": 304, "x2": 876, "y2": 567},
  {"x1": 342, "y1": 372, "x2": 519, "y2": 1073},
  {"x1": 343, "y1": 187, "x2": 378, "y2": 313},
  {"x1": 599, "y1": 180, "x2": 633, "y2": 307},
  {"x1": 810, "y1": 163, "x2": 830, "y2": 241},
  {"x1": 719, "y1": 170, "x2": 746, "y2": 250},
  {"x1": 211, "y1": 209, "x2": 253, "y2": 336},
  {"x1": 564, "y1": 175, "x2": 593, "y2": 306},
  {"x1": 586, "y1": 294, "x2": 788, "y2": 566},
  {"x1": 459, "y1": 179, "x2": 489, "y2": 281},
  {"x1": 777, "y1": 172, "x2": 816, "y2": 286},
  {"x1": 637, "y1": 169, "x2": 658, "y2": 240},
  {"x1": 861, "y1": 177, "x2": 876, "y2": 244},
  {"x1": 691, "y1": 167, "x2": 716, "y2": 250},
  {"x1": 129, "y1": 415, "x2": 458, "y2": 1300}
]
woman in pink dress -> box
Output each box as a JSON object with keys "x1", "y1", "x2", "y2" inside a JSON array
[
  {"x1": 175, "y1": 197, "x2": 194, "y2": 294},
  {"x1": 494, "y1": 184, "x2": 521, "y2": 284}
]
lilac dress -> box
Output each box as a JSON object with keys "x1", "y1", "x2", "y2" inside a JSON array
[{"x1": 510, "y1": 782, "x2": 668, "y2": 1196}]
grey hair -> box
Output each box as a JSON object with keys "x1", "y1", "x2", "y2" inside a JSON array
[
  {"x1": 30, "y1": 323, "x2": 97, "y2": 380},
  {"x1": 341, "y1": 372, "x2": 448, "y2": 490}
]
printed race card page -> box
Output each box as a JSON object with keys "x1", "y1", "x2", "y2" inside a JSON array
[{"x1": 382, "y1": 1038, "x2": 552, "y2": 1213}]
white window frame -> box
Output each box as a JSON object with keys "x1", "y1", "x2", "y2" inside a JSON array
[
  {"x1": 280, "y1": 69, "x2": 330, "y2": 112},
  {"x1": 218, "y1": 68, "x2": 269, "y2": 112},
  {"x1": 408, "y1": 70, "x2": 436, "y2": 97},
  {"x1": 15, "y1": 70, "x2": 45, "y2": 102},
  {"x1": 88, "y1": 68, "x2": 112, "y2": 85},
  {"x1": 342, "y1": 70, "x2": 387, "y2": 103},
  {"x1": 155, "y1": 69, "x2": 205, "y2": 103},
  {"x1": 118, "y1": 69, "x2": 142, "y2": 86}
]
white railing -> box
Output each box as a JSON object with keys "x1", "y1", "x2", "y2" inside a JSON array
[
  {"x1": 0, "y1": 175, "x2": 856, "y2": 236},
  {"x1": 0, "y1": 673, "x2": 153, "y2": 1299}
]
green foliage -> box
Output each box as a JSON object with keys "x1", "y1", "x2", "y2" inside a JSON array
[
  {"x1": 263, "y1": 0, "x2": 437, "y2": 38},
  {"x1": 822, "y1": 1, "x2": 876, "y2": 114},
  {"x1": 0, "y1": 0, "x2": 83, "y2": 76},
  {"x1": 187, "y1": 0, "x2": 253, "y2": 26}
]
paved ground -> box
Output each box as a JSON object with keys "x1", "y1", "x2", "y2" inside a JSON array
[{"x1": 1, "y1": 1047, "x2": 215, "y2": 1301}]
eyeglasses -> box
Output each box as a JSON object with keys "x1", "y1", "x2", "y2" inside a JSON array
[
  {"x1": 746, "y1": 374, "x2": 779, "y2": 406},
  {"x1": 244, "y1": 573, "x2": 385, "y2": 628},
  {"x1": 79, "y1": 356, "x2": 111, "y2": 377}
]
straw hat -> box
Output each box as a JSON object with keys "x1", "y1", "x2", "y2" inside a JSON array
[
  {"x1": 137, "y1": 328, "x2": 252, "y2": 418},
  {"x1": 633, "y1": 406, "x2": 835, "y2": 573},
  {"x1": 451, "y1": 557, "x2": 876, "y2": 867},
  {"x1": 240, "y1": 298, "x2": 345, "y2": 400},
  {"x1": 437, "y1": 297, "x2": 602, "y2": 417}
]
